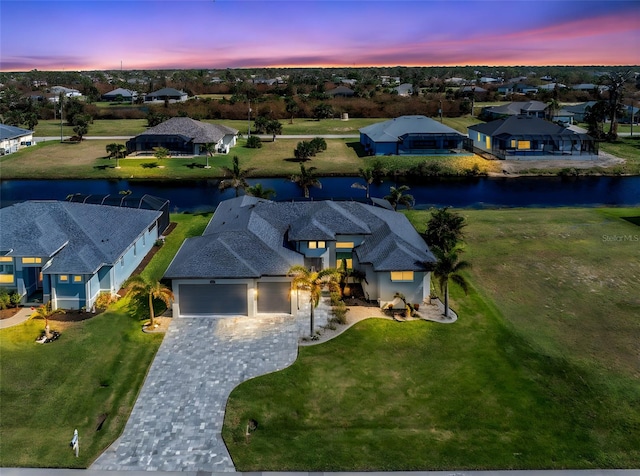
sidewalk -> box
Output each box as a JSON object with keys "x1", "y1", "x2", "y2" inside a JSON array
[{"x1": 0, "y1": 307, "x2": 34, "y2": 329}]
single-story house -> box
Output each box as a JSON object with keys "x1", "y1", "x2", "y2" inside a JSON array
[
  {"x1": 480, "y1": 101, "x2": 547, "y2": 120},
  {"x1": 144, "y1": 87, "x2": 188, "y2": 103},
  {"x1": 126, "y1": 117, "x2": 238, "y2": 155},
  {"x1": 549, "y1": 109, "x2": 575, "y2": 125},
  {"x1": 563, "y1": 101, "x2": 598, "y2": 122},
  {"x1": 497, "y1": 84, "x2": 538, "y2": 95},
  {"x1": 164, "y1": 196, "x2": 436, "y2": 318},
  {"x1": 49, "y1": 86, "x2": 82, "y2": 97},
  {"x1": 538, "y1": 82, "x2": 567, "y2": 91},
  {"x1": 572, "y1": 83, "x2": 608, "y2": 93},
  {"x1": 468, "y1": 116, "x2": 598, "y2": 160},
  {"x1": 394, "y1": 83, "x2": 414, "y2": 96},
  {"x1": 0, "y1": 124, "x2": 34, "y2": 155},
  {"x1": 102, "y1": 88, "x2": 138, "y2": 102},
  {"x1": 0, "y1": 201, "x2": 163, "y2": 310},
  {"x1": 359, "y1": 115, "x2": 467, "y2": 156},
  {"x1": 327, "y1": 86, "x2": 355, "y2": 98}
]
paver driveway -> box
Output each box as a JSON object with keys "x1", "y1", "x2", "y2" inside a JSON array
[{"x1": 91, "y1": 314, "x2": 299, "y2": 472}]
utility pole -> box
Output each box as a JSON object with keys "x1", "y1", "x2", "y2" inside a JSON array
[
  {"x1": 247, "y1": 100, "x2": 251, "y2": 137},
  {"x1": 439, "y1": 99, "x2": 443, "y2": 123},
  {"x1": 60, "y1": 93, "x2": 64, "y2": 143}
]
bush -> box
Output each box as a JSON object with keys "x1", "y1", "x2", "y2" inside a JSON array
[
  {"x1": 9, "y1": 291, "x2": 21, "y2": 308},
  {"x1": 331, "y1": 301, "x2": 349, "y2": 325},
  {"x1": 0, "y1": 289, "x2": 10, "y2": 310},
  {"x1": 246, "y1": 135, "x2": 262, "y2": 149},
  {"x1": 329, "y1": 291, "x2": 342, "y2": 306},
  {"x1": 309, "y1": 137, "x2": 327, "y2": 154},
  {"x1": 94, "y1": 292, "x2": 119, "y2": 311}
]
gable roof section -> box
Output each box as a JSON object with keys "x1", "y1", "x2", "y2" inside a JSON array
[
  {"x1": 483, "y1": 101, "x2": 546, "y2": 116},
  {"x1": 134, "y1": 117, "x2": 238, "y2": 144},
  {"x1": 146, "y1": 87, "x2": 187, "y2": 98},
  {"x1": 360, "y1": 116, "x2": 464, "y2": 143},
  {"x1": 0, "y1": 124, "x2": 33, "y2": 140},
  {"x1": 103, "y1": 88, "x2": 137, "y2": 97},
  {"x1": 0, "y1": 201, "x2": 161, "y2": 274},
  {"x1": 469, "y1": 116, "x2": 582, "y2": 138}
]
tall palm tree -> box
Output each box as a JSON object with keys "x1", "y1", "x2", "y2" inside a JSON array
[
  {"x1": 219, "y1": 155, "x2": 256, "y2": 197},
  {"x1": 351, "y1": 167, "x2": 375, "y2": 198},
  {"x1": 123, "y1": 275, "x2": 174, "y2": 327},
  {"x1": 288, "y1": 265, "x2": 340, "y2": 336},
  {"x1": 203, "y1": 142, "x2": 216, "y2": 169},
  {"x1": 32, "y1": 302, "x2": 63, "y2": 338},
  {"x1": 291, "y1": 164, "x2": 322, "y2": 199},
  {"x1": 245, "y1": 183, "x2": 276, "y2": 199},
  {"x1": 431, "y1": 246, "x2": 471, "y2": 319},
  {"x1": 423, "y1": 207, "x2": 466, "y2": 253},
  {"x1": 384, "y1": 185, "x2": 414, "y2": 210}
]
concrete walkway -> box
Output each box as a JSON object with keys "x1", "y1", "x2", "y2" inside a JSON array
[{"x1": 0, "y1": 307, "x2": 34, "y2": 329}]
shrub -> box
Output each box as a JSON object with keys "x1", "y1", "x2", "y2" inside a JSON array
[
  {"x1": 154, "y1": 238, "x2": 165, "y2": 247},
  {"x1": 246, "y1": 135, "x2": 262, "y2": 149},
  {"x1": 329, "y1": 291, "x2": 342, "y2": 306},
  {"x1": 331, "y1": 301, "x2": 349, "y2": 325},
  {"x1": 94, "y1": 292, "x2": 119, "y2": 311},
  {"x1": 0, "y1": 289, "x2": 10, "y2": 310},
  {"x1": 309, "y1": 137, "x2": 327, "y2": 154},
  {"x1": 9, "y1": 291, "x2": 21, "y2": 308}
]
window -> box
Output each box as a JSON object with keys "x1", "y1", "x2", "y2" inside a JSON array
[
  {"x1": 337, "y1": 258, "x2": 353, "y2": 270},
  {"x1": 0, "y1": 262, "x2": 14, "y2": 284},
  {"x1": 390, "y1": 271, "x2": 414, "y2": 282},
  {"x1": 510, "y1": 139, "x2": 517, "y2": 148},
  {"x1": 485, "y1": 136, "x2": 491, "y2": 149},
  {"x1": 73, "y1": 275, "x2": 82, "y2": 283},
  {"x1": 120, "y1": 258, "x2": 124, "y2": 268},
  {"x1": 308, "y1": 241, "x2": 326, "y2": 249},
  {"x1": 59, "y1": 275, "x2": 69, "y2": 282},
  {"x1": 133, "y1": 243, "x2": 137, "y2": 257},
  {"x1": 336, "y1": 242, "x2": 354, "y2": 249},
  {"x1": 22, "y1": 257, "x2": 42, "y2": 264},
  {"x1": 0, "y1": 256, "x2": 12, "y2": 263},
  {"x1": 517, "y1": 140, "x2": 531, "y2": 150}
]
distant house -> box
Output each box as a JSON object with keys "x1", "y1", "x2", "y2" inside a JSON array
[
  {"x1": 394, "y1": 83, "x2": 414, "y2": 96},
  {"x1": 144, "y1": 87, "x2": 188, "y2": 103},
  {"x1": 50, "y1": 86, "x2": 82, "y2": 97},
  {"x1": 164, "y1": 196, "x2": 436, "y2": 317},
  {"x1": 359, "y1": 115, "x2": 467, "y2": 156},
  {"x1": 459, "y1": 86, "x2": 487, "y2": 95},
  {"x1": 0, "y1": 201, "x2": 163, "y2": 310},
  {"x1": 538, "y1": 82, "x2": 567, "y2": 91},
  {"x1": 102, "y1": 87, "x2": 138, "y2": 102},
  {"x1": 468, "y1": 116, "x2": 598, "y2": 160},
  {"x1": 563, "y1": 101, "x2": 598, "y2": 122},
  {"x1": 549, "y1": 109, "x2": 575, "y2": 125},
  {"x1": 497, "y1": 83, "x2": 538, "y2": 95},
  {"x1": 0, "y1": 124, "x2": 34, "y2": 155},
  {"x1": 126, "y1": 117, "x2": 238, "y2": 156},
  {"x1": 480, "y1": 101, "x2": 547, "y2": 120},
  {"x1": 327, "y1": 86, "x2": 355, "y2": 98},
  {"x1": 572, "y1": 83, "x2": 608, "y2": 93}
]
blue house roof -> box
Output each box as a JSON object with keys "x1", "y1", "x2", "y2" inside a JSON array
[
  {"x1": 359, "y1": 116, "x2": 465, "y2": 143},
  {"x1": 0, "y1": 201, "x2": 162, "y2": 274},
  {"x1": 0, "y1": 124, "x2": 33, "y2": 140}
]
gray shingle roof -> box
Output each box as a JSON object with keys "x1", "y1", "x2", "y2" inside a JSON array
[
  {"x1": 135, "y1": 117, "x2": 238, "y2": 144},
  {"x1": 483, "y1": 101, "x2": 547, "y2": 116},
  {"x1": 0, "y1": 124, "x2": 33, "y2": 140},
  {"x1": 164, "y1": 198, "x2": 435, "y2": 280},
  {"x1": 469, "y1": 116, "x2": 583, "y2": 137},
  {"x1": 146, "y1": 87, "x2": 187, "y2": 98},
  {"x1": 103, "y1": 88, "x2": 137, "y2": 98},
  {"x1": 360, "y1": 116, "x2": 464, "y2": 143},
  {"x1": 0, "y1": 201, "x2": 161, "y2": 274}
]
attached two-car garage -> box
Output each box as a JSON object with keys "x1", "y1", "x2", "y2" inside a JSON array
[{"x1": 175, "y1": 280, "x2": 291, "y2": 317}]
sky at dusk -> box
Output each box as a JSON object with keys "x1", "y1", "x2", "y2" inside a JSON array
[{"x1": 1, "y1": 0, "x2": 639, "y2": 71}]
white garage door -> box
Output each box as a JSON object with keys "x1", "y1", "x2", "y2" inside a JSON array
[
  {"x1": 179, "y1": 283, "x2": 248, "y2": 316},
  {"x1": 257, "y1": 282, "x2": 291, "y2": 314}
]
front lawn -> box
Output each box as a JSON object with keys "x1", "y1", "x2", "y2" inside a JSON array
[
  {"x1": 223, "y1": 207, "x2": 640, "y2": 470},
  {"x1": 0, "y1": 213, "x2": 210, "y2": 468}
]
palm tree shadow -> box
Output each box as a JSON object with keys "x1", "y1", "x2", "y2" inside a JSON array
[
  {"x1": 622, "y1": 216, "x2": 640, "y2": 226},
  {"x1": 94, "y1": 165, "x2": 110, "y2": 170},
  {"x1": 346, "y1": 142, "x2": 367, "y2": 158},
  {"x1": 185, "y1": 162, "x2": 206, "y2": 169}
]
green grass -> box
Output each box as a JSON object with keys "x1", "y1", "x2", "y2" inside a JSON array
[
  {"x1": 223, "y1": 207, "x2": 640, "y2": 470},
  {"x1": 34, "y1": 119, "x2": 148, "y2": 137},
  {"x1": 0, "y1": 214, "x2": 209, "y2": 468}
]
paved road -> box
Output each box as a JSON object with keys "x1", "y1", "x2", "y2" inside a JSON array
[{"x1": 35, "y1": 134, "x2": 360, "y2": 142}]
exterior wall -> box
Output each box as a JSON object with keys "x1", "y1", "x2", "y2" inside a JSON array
[
  {"x1": 398, "y1": 134, "x2": 465, "y2": 155},
  {"x1": 112, "y1": 225, "x2": 158, "y2": 292},
  {"x1": 377, "y1": 271, "x2": 429, "y2": 309},
  {"x1": 1, "y1": 256, "x2": 45, "y2": 300},
  {"x1": 126, "y1": 134, "x2": 195, "y2": 155},
  {"x1": 0, "y1": 133, "x2": 34, "y2": 155},
  {"x1": 53, "y1": 274, "x2": 87, "y2": 310}
]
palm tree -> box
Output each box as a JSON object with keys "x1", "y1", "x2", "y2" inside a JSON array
[
  {"x1": 384, "y1": 185, "x2": 414, "y2": 210},
  {"x1": 600, "y1": 70, "x2": 633, "y2": 140},
  {"x1": 123, "y1": 275, "x2": 174, "y2": 327},
  {"x1": 288, "y1": 265, "x2": 340, "y2": 336},
  {"x1": 246, "y1": 183, "x2": 276, "y2": 199},
  {"x1": 219, "y1": 155, "x2": 257, "y2": 197},
  {"x1": 351, "y1": 167, "x2": 374, "y2": 198},
  {"x1": 32, "y1": 302, "x2": 63, "y2": 338},
  {"x1": 423, "y1": 207, "x2": 466, "y2": 253},
  {"x1": 431, "y1": 246, "x2": 471, "y2": 319},
  {"x1": 203, "y1": 142, "x2": 216, "y2": 169},
  {"x1": 291, "y1": 164, "x2": 322, "y2": 199}
]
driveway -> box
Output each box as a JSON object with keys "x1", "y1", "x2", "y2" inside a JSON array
[{"x1": 91, "y1": 314, "x2": 299, "y2": 472}]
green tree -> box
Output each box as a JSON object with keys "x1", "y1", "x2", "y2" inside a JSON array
[
  {"x1": 203, "y1": 142, "x2": 217, "y2": 169},
  {"x1": 123, "y1": 275, "x2": 174, "y2": 327},
  {"x1": 309, "y1": 137, "x2": 327, "y2": 154},
  {"x1": 219, "y1": 155, "x2": 256, "y2": 197},
  {"x1": 106, "y1": 142, "x2": 126, "y2": 167},
  {"x1": 584, "y1": 101, "x2": 608, "y2": 140},
  {"x1": 384, "y1": 185, "x2": 414, "y2": 210},
  {"x1": 431, "y1": 246, "x2": 471, "y2": 319},
  {"x1": 266, "y1": 119, "x2": 283, "y2": 141},
  {"x1": 31, "y1": 302, "x2": 63, "y2": 338},
  {"x1": 153, "y1": 147, "x2": 170, "y2": 160},
  {"x1": 423, "y1": 207, "x2": 466, "y2": 253},
  {"x1": 600, "y1": 70, "x2": 633, "y2": 140},
  {"x1": 288, "y1": 265, "x2": 340, "y2": 336},
  {"x1": 351, "y1": 167, "x2": 375, "y2": 198},
  {"x1": 313, "y1": 103, "x2": 334, "y2": 120},
  {"x1": 291, "y1": 163, "x2": 322, "y2": 198},
  {"x1": 72, "y1": 115, "x2": 90, "y2": 141},
  {"x1": 246, "y1": 135, "x2": 262, "y2": 149},
  {"x1": 253, "y1": 116, "x2": 269, "y2": 134},
  {"x1": 286, "y1": 98, "x2": 299, "y2": 124},
  {"x1": 246, "y1": 183, "x2": 276, "y2": 199},
  {"x1": 294, "y1": 141, "x2": 314, "y2": 161}
]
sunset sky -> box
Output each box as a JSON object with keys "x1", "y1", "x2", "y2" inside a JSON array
[{"x1": 1, "y1": 0, "x2": 639, "y2": 71}]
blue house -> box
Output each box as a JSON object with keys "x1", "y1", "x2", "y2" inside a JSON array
[
  {"x1": 0, "y1": 201, "x2": 163, "y2": 310},
  {"x1": 359, "y1": 115, "x2": 467, "y2": 156}
]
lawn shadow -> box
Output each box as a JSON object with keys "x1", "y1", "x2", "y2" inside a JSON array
[
  {"x1": 621, "y1": 216, "x2": 640, "y2": 226},
  {"x1": 93, "y1": 165, "x2": 110, "y2": 170},
  {"x1": 141, "y1": 162, "x2": 159, "y2": 169},
  {"x1": 346, "y1": 141, "x2": 368, "y2": 158},
  {"x1": 185, "y1": 162, "x2": 206, "y2": 169},
  {"x1": 284, "y1": 157, "x2": 311, "y2": 163}
]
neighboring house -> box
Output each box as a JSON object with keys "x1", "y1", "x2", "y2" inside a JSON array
[
  {"x1": 394, "y1": 83, "x2": 414, "y2": 96},
  {"x1": 538, "y1": 82, "x2": 567, "y2": 91},
  {"x1": 126, "y1": 117, "x2": 238, "y2": 155},
  {"x1": 50, "y1": 86, "x2": 82, "y2": 97},
  {"x1": 359, "y1": 115, "x2": 467, "y2": 156},
  {"x1": 144, "y1": 87, "x2": 188, "y2": 103},
  {"x1": 620, "y1": 105, "x2": 640, "y2": 124},
  {"x1": 0, "y1": 201, "x2": 163, "y2": 310},
  {"x1": 549, "y1": 109, "x2": 575, "y2": 125},
  {"x1": 498, "y1": 83, "x2": 538, "y2": 95},
  {"x1": 102, "y1": 87, "x2": 138, "y2": 102},
  {"x1": 327, "y1": 86, "x2": 355, "y2": 98},
  {"x1": 468, "y1": 116, "x2": 598, "y2": 160},
  {"x1": 459, "y1": 86, "x2": 487, "y2": 95},
  {"x1": 572, "y1": 83, "x2": 608, "y2": 92},
  {"x1": 0, "y1": 124, "x2": 34, "y2": 155},
  {"x1": 164, "y1": 196, "x2": 436, "y2": 317},
  {"x1": 480, "y1": 101, "x2": 547, "y2": 120},
  {"x1": 563, "y1": 101, "x2": 598, "y2": 122}
]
